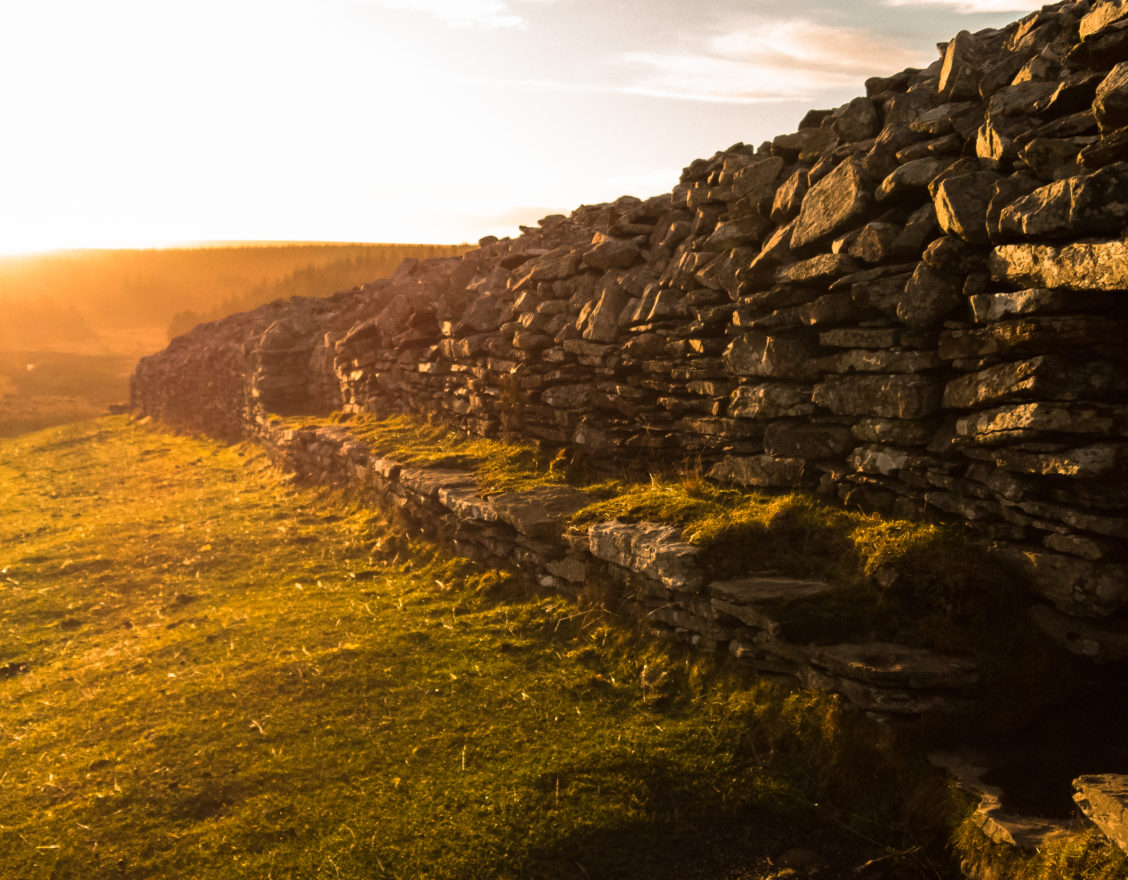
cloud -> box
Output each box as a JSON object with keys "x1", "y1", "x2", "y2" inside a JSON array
[
  {"x1": 361, "y1": 0, "x2": 551, "y2": 29},
  {"x1": 617, "y1": 19, "x2": 926, "y2": 103},
  {"x1": 883, "y1": 0, "x2": 1045, "y2": 12}
]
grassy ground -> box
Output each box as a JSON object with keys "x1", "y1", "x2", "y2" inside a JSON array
[
  {"x1": 0, "y1": 350, "x2": 134, "y2": 437},
  {"x1": 0, "y1": 417, "x2": 970, "y2": 880},
  {"x1": 305, "y1": 413, "x2": 1067, "y2": 724},
  {"x1": 2, "y1": 417, "x2": 1124, "y2": 880}
]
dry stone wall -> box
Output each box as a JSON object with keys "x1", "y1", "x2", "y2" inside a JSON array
[
  {"x1": 133, "y1": 0, "x2": 1128, "y2": 663},
  {"x1": 254, "y1": 415, "x2": 981, "y2": 716}
]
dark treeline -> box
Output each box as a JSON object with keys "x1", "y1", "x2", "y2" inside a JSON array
[
  {"x1": 0, "y1": 242, "x2": 470, "y2": 353},
  {"x1": 164, "y1": 244, "x2": 468, "y2": 339}
]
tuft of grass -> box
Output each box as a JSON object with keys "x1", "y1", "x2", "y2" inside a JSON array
[
  {"x1": 321, "y1": 411, "x2": 565, "y2": 494},
  {"x1": 955, "y1": 820, "x2": 1128, "y2": 880}
]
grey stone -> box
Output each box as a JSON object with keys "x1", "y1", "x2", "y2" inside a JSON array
[
  {"x1": 850, "y1": 444, "x2": 931, "y2": 477},
  {"x1": 1079, "y1": 125, "x2": 1128, "y2": 169},
  {"x1": 846, "y1": 221, "x2": 901, "y2": 264},
  {"x1": 813, "y1": 374, "x2": 943, "y2": 419},
  {"x1": 939, "y1": 31, "x2": 987, "y2": 101},
  {"x1": 711, "y1": 575, "x2": 839, "y2": 606},
  {"x1": 1018, "y1": 137, "x2": 1089, "y2": 181},
  {"x1": 995, "y1": 547, "x2": 1128, "y2": 616},
  {"x1": 932, "y1": 170, "x2": 1001, "y2": 244},
  {"x1": 818, "y1": 327, "x2": 902, "y2": 349},
  {"x1": 988, "y1": 81, "x2": 1059, "y2": 117},
  {"x1": 976, "y1": 115, "x2": 1026, "y2": 167},
  {"x1": 897, "y1": 262, "x2": 962, "y2": 329},
  {"x1": 582, "y1": 236, "x2": 641, "y2": 270},
  {"x1": 892, "y1": 201, "x2": 940, "y2": 257},
  {"x1": 851, "y1": 417, "x2": 935, "y2": 446},
  {"x1": 770, "y1": 169, "x2": 809, "y2": 224},
  {"x1": 764, "y1": 420, "x2": 856, "y2": 459},
  {"x1": 1080, "y1": 1, "x2": 1128, "y2": 41},
  {"x1": 775, "y1": 253, "x2": 859, "y2": 285},
  {"x1": 997, "y1": 163, "x2": 1128, "y2": 239},
  {"x1": 1033, "y1": 609, "x2": 1128, "y2": 663},
  {"x1": 938, "y1": 316, "x2": 1125, "y2": 361},
  {"x1": 727, "y1": 383, "x2": 815, "y2": 419},
  {"x1": 398, "y1": 467, "x2": 477, "y2": 500},
  {"x1": 832, "y1": 96, "x2": 880, "y2": 141},
  {"x1": 805, "y1": 641, "x2": 978, "y2": 689},
  {"x1": 991, "y1": 443, "x2": 1128, "y2": 480},
  {"x1": 877, "y1": 157, "x2": 948, "y2": 202},
  {"x1": 588, "y1": 520, "x2": 705, "y2": 592},
  {"x1": 1075, "y1": 775, "x2": 1128, "y2": 854},
  {"x1": 849, "y1": 270, "x2": 915, "y2": 320},
  {"x1": 791, "y1": 158, "x2": 873, "y2": 251},
  {"x1": 705, "y1": 218, "x2": 768, "y2": 250},
  {"x1": 943, "y1": 357, "x2": 1127, "y2": 409},
  {"x1": 965, "y1": 288, "x2": 1106, "y2": 323},
  {"x1": 730, "y1": 155, "x2": 786, "y2": 205},
  {"x1": 990, "y1": 239, "x2": 1128, "y2": 290},
  {"x1": 489, "y1": 485, "x2": 591, "y2": 540},
  {"x1": 723, "y1": 331, "x2": 823, "y2": 381},
  {"x1": 955, "y1": 401, "x2": 1124, "y2": 445},
  {"x1": 582, "y1": 283, "x2": 631, "y2": 343},
  {"x1": 1096, "y1": 62, "x2": 1128, "y2": 132},
  {"x1": 772, "y1": 127, "x2": 839, "y2": 162},
  {"x1": 832, "y1": 347, "x2": 942, "y2": 374},
  {"x1": 708, "y1": 454, "x2": 808, "y2": 488}
]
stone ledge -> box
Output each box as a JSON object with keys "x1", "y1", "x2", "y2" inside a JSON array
[
  {"x1": 1074, "y1": 774, "x2": 1128, "y2": 854},
  {"x1": 254, "y1": 414, "x2": 981, "y2": 718}
]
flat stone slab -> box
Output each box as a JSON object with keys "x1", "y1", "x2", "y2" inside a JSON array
[
  {"x1": 1030, "y1": 605, "x2": 1128, "y2": 663},
  {"x1": 711, "y1": 576, "x2": 839, "y2": 605},
  {"x1": 369, "y1": 456, "x2": 403, "y2": 480},
  {"x1": 804, "y1": 641, "x2": 979, "y2": 689},
  {"x1": 489, "y1": 485, "x2": 590, "y2": 540},
  {"x1": 398, "y1": 467, "x2": 477, "y2": 500},
  {"x1": 1074, "y1": 774, "x2": 1128, "y2": 854},
  {"x1": 437, "y1": 486, "x2": 498, "y2": 523},
  {"x1": 588, "y1": 520, "x2": 706, "y2": 592}
]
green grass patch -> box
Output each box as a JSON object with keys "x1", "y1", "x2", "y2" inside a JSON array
[
  {"x1": 0, "y1": 417, "x2": 983, "y2": 879},
  {"x1": 314, "y1": 411, "x2": 568, "y2": 494}
]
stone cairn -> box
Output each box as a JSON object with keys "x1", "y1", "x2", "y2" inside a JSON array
[{"x1": 134, "y1": 0, "x2": 1128, "y2": 692}]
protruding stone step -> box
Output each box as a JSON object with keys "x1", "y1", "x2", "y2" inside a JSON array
[
  {"x1": 588, "y1": 520, "x2": 705, "y2": 592},
  {"x1": 489, "y1": 485, "x2": 591, "y2": 540},
  {"x1": 1074, "y1": 774, "x2": 1128, "y2": 854}
]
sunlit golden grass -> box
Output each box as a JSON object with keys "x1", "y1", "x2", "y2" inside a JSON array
[
  {"x1": 0, "y1": 417, "x2": 973, "y2": 879},
  {"x1": 323, "y1": 411, "x2": 563, "y2": 494},
  {"x1": 300, "y1": 413, "x2": 1024, "y2": 656},
  {"x1": 2, "y1": 416, "x2": 1121, "y2": 879}
]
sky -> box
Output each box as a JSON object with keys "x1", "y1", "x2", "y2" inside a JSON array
[{"x1": 0, "y1": 0, "x2": 1050, "y2": 253}]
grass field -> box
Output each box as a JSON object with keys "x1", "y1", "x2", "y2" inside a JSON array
[
  {"x1": 1, "y1": 418, "x2": 1124, "y2": 879},
  {"x1": 0, "y1": 350, "x2": 134, "y2": 438}
]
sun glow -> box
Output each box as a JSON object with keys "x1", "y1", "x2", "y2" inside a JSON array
[{"x1": 0, "y1": 0, "x2": 1041, "y2": 255}]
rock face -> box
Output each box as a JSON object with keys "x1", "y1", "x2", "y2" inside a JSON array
[{"x1": 133, "y1": 0, "x2": 1127, "y2": 662}]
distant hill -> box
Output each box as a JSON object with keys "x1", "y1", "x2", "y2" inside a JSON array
[
  {"x1": 0, "y1": 242, "x2": 471, "y2": 354},
  {"x1": 0, "y1": 241, "x2": 470, "y2": 435}
]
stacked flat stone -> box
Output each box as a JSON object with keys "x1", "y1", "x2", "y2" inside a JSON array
[
  {"x1": 256, "y1": 414, "x2": 980, "y2": 716},
  {"x1": 131, "y1": 0, "x2": 1128, "y2": 663}
]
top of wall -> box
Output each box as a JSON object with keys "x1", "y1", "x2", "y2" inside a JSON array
[{"x1": 132, "y1": 0, "x2": 1128, "y2": 659}]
